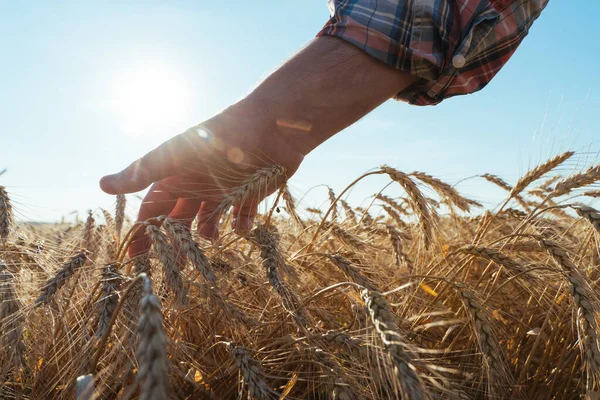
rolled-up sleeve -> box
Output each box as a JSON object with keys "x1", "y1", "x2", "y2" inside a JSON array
[{"x1": 318, "y1": 0, "x2": 549, "y2": 106}]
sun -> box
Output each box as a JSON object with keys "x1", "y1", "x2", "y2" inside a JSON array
[{"x1": 109, "y1": 62, "x2": 192, "y2": 138}]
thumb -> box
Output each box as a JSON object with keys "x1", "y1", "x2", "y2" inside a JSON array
[
  {"x1": 99, "y1": 129, "x2": 202, "y2": 194},
  {"x1": 100, "y1": 159, "x2": 154, "y2": 195}
]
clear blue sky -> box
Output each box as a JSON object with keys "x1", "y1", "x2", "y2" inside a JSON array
[{"x1": 1, "y1": 1, "x2": 599, "y2": 222}]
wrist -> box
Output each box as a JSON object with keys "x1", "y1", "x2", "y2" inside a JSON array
[{"x1": 219, "y1": 97, "x2": 322, "y2": 157}]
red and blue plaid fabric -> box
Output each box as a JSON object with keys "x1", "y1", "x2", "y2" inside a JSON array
[{"x1": 318, "y1": 0, "x2": 549, "y2": 105}]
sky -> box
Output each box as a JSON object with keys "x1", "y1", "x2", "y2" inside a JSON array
[{"x1": 1, "y1": 1, "x2": 599, "y2": 223}]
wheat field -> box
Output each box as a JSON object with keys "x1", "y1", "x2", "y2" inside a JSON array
[{"x1": 3, "y1": 153, "x2": 600, "y2": 399}]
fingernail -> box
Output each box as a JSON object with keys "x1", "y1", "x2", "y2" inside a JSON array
[{"x1": 99, "y1": 175, "x2": 117, "y2": 194}]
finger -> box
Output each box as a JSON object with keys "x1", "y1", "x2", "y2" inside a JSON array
[
  {"x1": 231, "y1": 201, "x2": 259, "y2": 234},
  {"x1": 128, "y1": 179, "x2": 180, "y2": 257},
  {"x1": 169, "y1": 197, "x2": 203, "y2": 229},
  {"x1": 168, "y1": 197, "x2": 203, "y2": 266},
  {"x1": 100, "y1": 129, "x2": 204, "y2": 195},
  {"x1": 197, "y1": 201, "x2": 222, "y2": 241}
]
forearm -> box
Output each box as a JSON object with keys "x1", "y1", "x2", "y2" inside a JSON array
[{"x1": 218, "y1": 36, "x2": 417, "y2": 156}]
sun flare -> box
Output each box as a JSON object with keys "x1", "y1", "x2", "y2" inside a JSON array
[{"x1": 109, "y1": 62, "x2": 192, "y2": 138}]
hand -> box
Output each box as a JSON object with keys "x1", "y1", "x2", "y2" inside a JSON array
[
  {"x1": 100, "y1": 106, "x2": 305, "y2": 256},
  {"x1": 99, "y1": 36, "x2": 417, "y2": 257}
]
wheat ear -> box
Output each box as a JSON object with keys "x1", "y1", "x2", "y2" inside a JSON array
[
  {"x1": 322, "y1": 221, "x2": 367, "y2": 250},
  {"x1": 410, "y1": 171, "x2": 475, "y2": 212},
  {"x1": 583, "y1": 190, "x2": 600, "y2": 198},
  {"x1": 216, "y1": 165, "x2": 285, "y2": 215},
  {"x1": 382, "y1": 166, "x2": 435, "y2": 249},
  {"x1": 340, "y1": 199, "x2": 357, "y2": 223},
  {"x1": 481, "y1": 174, "x2": 530, "y2": 210},
  {"x1": 101, "y1": 209, "x2": 114, "y2": 229},
  {"x1": 227, "y1": 343, "x2": 277, "y2": 399},
  {"x1": 282, "y1": 186, "x2": 305, "y2": 228},
  {"x1": 305, "y1": 345, "x2": 357, "y2": 400},
  {"x1": 313, "y1": 330, "x2": 366, "y2": 357},
  {"x1": 458, "y1": 245, "x2": 530, "y2": 277},
  {"x1": 386, "y1": 224, "x2": 413, "y2": 272},
  {"x1": 327, "y1": 187, "x2": 338, "y2": 222},
  {"x1": 0, "y1": 185, "x2": 13, "y2": 243},
  {"x1": 83, "y1": 210, "x2": 96, "y2": 255},
  {"x1": 35, "y1": 251, "x2": 87, "y2": 306},
  {"x1": 573, "y1": 205, "x2": 600, "y2": 234},
  {"x1": 0, "y1": 261, "x2": 25, "y2": 370},
  {"x1": 329, "y1": 254, "x2": 377, "y2": 291},
  {"x1": 452, "y1": 282, "x2": 512, "y2": 396},
  {"x1": 355, "y1": 206, "x2": 375, "y2": 226},
  {"x1": 360, "y1": 288, "x2": 428, "y2": 400},
  {"x1": 511, "y1": 151, "x2": 574, "y2": 198},
  {"x1": 553, "y1": 164, "x2": 600, "y2": 197},
  {"x1": 252, "y1": 224, "x2": 307, "y2": 328},
  {"x1": 115, "y1": 194, "x2": 126, "y2": 241},
  {"x1": 96, "y1": 264, "x2": 123, "y2": 338},
  {"x1": 164, "y1": 219, "x2": 254, "y2": 325},
  {"x1": 537, "y1": 238, "x2": 600, "y2": 390},
  {"x1": 381, "y1": 205, "x2": 409, "y2": 231},
  {"x1": 163, "y1": 219, "x2": 216, "y2": 286},
  {"x1": 135, "y1": 274, "x2": 169, "y2": 400},
  {"x1": 376, "y1": 194, "x2": 410, "y2": 215},
  {"x1": 146, "y1": 224, "x2": 187, "y2": 306}
]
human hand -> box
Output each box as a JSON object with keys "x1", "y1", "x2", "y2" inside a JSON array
[
  {"x1": 100, "y1": 107, "x2": 304, "y2": 256},
  {"x1": 100, "y1": 36, "x2": 416, "y2": 257}
]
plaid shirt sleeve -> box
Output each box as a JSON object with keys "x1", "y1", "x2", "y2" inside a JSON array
[{"x1": 318, "y1": 0, "x2": 549, "y2": 106}]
